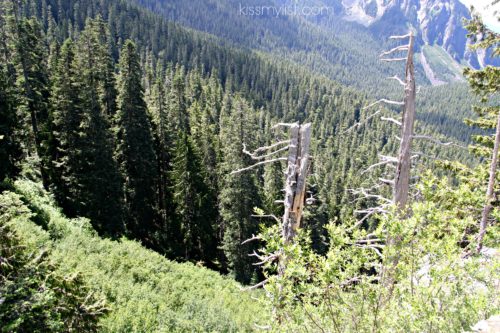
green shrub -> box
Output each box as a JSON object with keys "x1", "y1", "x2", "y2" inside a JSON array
[
  {"x1": 0, "y1": 191, "x2": 107, "y2": 332},
  {"x1": 257, "y1": 172, "x2": 500, "y2": 332},
  {"x1": 4, "y1": 180, "x2": 268, "y2": 332}
]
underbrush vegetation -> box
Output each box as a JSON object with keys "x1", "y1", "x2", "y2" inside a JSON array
[
  {"x1": 0, "y1": 180, "x2": 267, "y2": 333},
  {"x1": 256, "y1": 171, "x2": 500, "y2": 332}
]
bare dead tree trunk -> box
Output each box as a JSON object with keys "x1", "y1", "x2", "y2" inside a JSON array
[
  {"x1": 282, "y1": 124, "x2": 300, "y2": 244},
  {"x1": 380, "y1": 32, "x2": 416, "y2": 292},
  {"x1": 282, "y1": 123, "x2": 312, "y2": 243},
  {"x1": 393, "y1": 32, "x2": 416, "y2": 211},
  {"x1": 279, "y1": 123, "x2": 312, "y2": 276},
  {"x1": 477, "y1": 113, "x2": 500, "y2": 254},
  {"x1": 233, "y1": 122, "x2": 312, "y2": 279}
]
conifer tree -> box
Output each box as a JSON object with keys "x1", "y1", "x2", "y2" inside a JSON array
[
  {"x1": 169, "y1": 65, "x2": 188, "y2": 132},
  {"x1": 5, "y1": 6, "x2": 51, "y2": 187},
  {"x1": 49, "y1": 39, "x2": 82, "y2": 215},
  {"x1": 0, "y1": 64, "x2": 20, "y2": 182},
  {"x1": 73, "y1": 22, "x2": 124, "y2": 236},
  {"x1": 463, "y1": 8, "x2": 500, "y2": 252},
  {"x1": 148, "y1": 62, "x2": 174, "y2": 250},
  {"x1": 78, "y1": 17, "x2": 117, "y2": 119},
  {"x1": 218, "y1": 94, "x2": 261, "y2": 283},
  {"x1": 115, "y1": 40, "x2": 158, "y2": 243},
  {"x1": 170, "y1": 132, "x2": 217, "y2": 261}
]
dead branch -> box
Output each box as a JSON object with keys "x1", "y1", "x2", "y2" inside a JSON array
[
  {"x1": 381, "y1": 57, "x2": 407, "y2": 62},
  {"x1": 243, "y1": 145, "x2": 290, "y2": 161},
  {"x1": 249, "y1": 251, "x2": 280, "y2": 266},
  {"x1": 272, "y1": 122, "x2": 299, "y2": 129},
  {"x1": 363, "y1": 99, "x2": 404, "y2": 110},
  {"x1": 356, "y1": 239, "x2": 384, "y2": 244},
  {"x1": 344, "y1": 110, "x2": 382, "y2": 133},
  {"x1": 389, "y1": 33, "x2": 411, "y2": 39},
  {"x1": 242, "y1": 234, "x2": 262, "y2": 245},
  {"x1": 348, "y1": 205, "x2": 389, "y2": 231},
  {"x1": 350, "y1": 188, "x2": 393, "y2": 204},
  {"x1": 388, "y1": 75, "x2": 405, "y2": 86},
  {"x1": 380, "y1": 155, "x2": 399, "y2": 163},
  {"x1": 251, "y1": 214, "x2": 281, "y2": 223},
  {"x1": 241, "y1": 278, "x2": 269, "y2": 291},
  {"x1": 381, "y1": 117, "x2": 402, "y2": 126},
  {"x1": 354, "y1": 206, "x2": 389, "y2": 215},
  {"x1": 355, "y1": 244, "x2": 383, "y2": 258},
  {"x1": 243, "y1": 140, "x2": 291, "y2": 158},
  {"x1": 231, "y1": 157, "x2": 288, "y2": 175},
  {"x1": 379, "y1": 178, "x2": 394, "y2": 185},
  {"x1": 412, "y1": 135, "x2": 467, "y2": 149},
  {"x1": 380, "y1": 45, "x2": 409, "y2": 57},
  {"x1": 362, "y1": 159, "x2": 396, "y2": 174}
]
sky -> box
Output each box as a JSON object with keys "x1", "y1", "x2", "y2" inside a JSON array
[{"x1": 458, "y1": 0, "x2": 500, "y2": 32}]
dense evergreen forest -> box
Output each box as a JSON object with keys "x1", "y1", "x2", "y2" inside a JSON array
[
  {"x1": 0, "y1": 0, "x2": 499, "y2": 331},
  {"x1": 0, "y1": 0, "x2": 473, "y2": 280}
]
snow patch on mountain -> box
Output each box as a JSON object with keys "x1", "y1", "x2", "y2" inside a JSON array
[{"x1": 341, "y1": 0, "x2": 391, "y2": 25}]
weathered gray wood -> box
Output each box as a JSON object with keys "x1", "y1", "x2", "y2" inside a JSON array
[
  {"x1": 279, "y1": 123, "x2": 312, "y2": 277},
  {"x1": 290, "y1": 123, "x2": 312, "y2": 237},
  {"x1": 282, "y1": 123, "x2": 312, "y2": 244},
  {"x1": 477, "y1": 113, "x2": 500, "y2": 253},
  {"x1": 393, "y1": 31, "x2": 416, "y2": 211},
  {"x1": 282, "y1": 124, "x2": 299, "y2": 243}
]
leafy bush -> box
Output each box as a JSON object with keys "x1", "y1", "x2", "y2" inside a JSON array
[
  {"x1": 3, "y1": 180, "x2": 267, "y2": 332},
  {"x1": 256, "y1": 172, "x2": 500, "y2": 332},
  {"x1": 0, "y1": 191, "x2": 107, "y2": 332}
]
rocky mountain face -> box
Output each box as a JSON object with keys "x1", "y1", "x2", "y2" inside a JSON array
[{"x1": 333, "y1": 0, "x2": 498, "y2": 84}]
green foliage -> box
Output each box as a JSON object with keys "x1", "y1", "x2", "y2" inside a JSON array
[
  {"x1": 49, "y1": 38, "x2": 83, "y2": 218},
  {"x1": 0, "y1": 0, "x2": 486, "y2": 291},
  {"x1": 68, "y1": 18, "x2": 124, "y2": 236},
  {"x1": 218, "y1": 94, "x2": 262, "y2": 283},
  {"x1": 115, "y1": 40, "x2": 158, "y2": 243},
  {"x1": 257, "y1": 173, "x2": 500, "y2": 332},
  {"x1": 4, "y1": 179, "x2": 267, "y2": 332},
  {"x1": 463, "y1": 11, "x2": 500, "y2": 158},
  {"x1": 0, "y1": 190, "x2": 107, "y2": 332},
  {"x1": 170, "y1": 132, "x2": 217, "y2": 261},
  {"x1": 3, "y1": 7, "x2": 51, "y2": 187},
  {"x1": 0, "y1": 64, "x2": 20, "y2": 181}
]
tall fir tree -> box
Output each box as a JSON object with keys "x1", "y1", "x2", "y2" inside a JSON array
[
  {"x1": 73, "y1": 21, "x2": 124, "y2": 236},
  {"x1": 463, "y1": 8, "x2": 500, "y2": 252},
  {"x1": 49, "y1": 39, "x2": 82, "y2": 216},
  {"x1": 0, "y1": 63, "x2": 20, "y2": 182},
  {"x1": 170, "y1": 132, "x2": 217, "y2": 262},
  {"x1": 5, "y1": 5, "x2": 51, "y2": 187},
  {"x1": 147, "y1": 62, "x2": 174, "y2": 252},
  {"x1": 169, "y1": 65, "x2": 188, "y2": 132},
  {"x1": 218, "y1": 93, "x2": 262, "y2": 283},
  {"x1": 115, "y1": 40, "x2": 158, "y2": 244}
]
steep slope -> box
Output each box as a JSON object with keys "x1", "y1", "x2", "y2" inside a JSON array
[
  {"x1": 131, "y1": 0, "x2": 422, "y2": 96},
  {"x1": 132, "y1": 0, "x2": 497, "y2": 87},
  {"x1": 2, "y1": 180, "x2": 267, "y2": 332},
  {"x1": 25, "y1": 0, "x2": 478, "y2": 230}
]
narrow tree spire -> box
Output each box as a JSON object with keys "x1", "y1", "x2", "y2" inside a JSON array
[{"x1": 115, "y1": 40, "x2": 158, "y2": 243}]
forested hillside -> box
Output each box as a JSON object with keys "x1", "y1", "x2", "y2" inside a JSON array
[
  {"x1": 1, "y1": 0, "x2": 499, "y2": 331},
  {"x1": 131, "y1": 0, "x2": 482, "y2": 139},
  {"x1": 0, "y1": 0, "x2": 474, "y2": 281}
]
